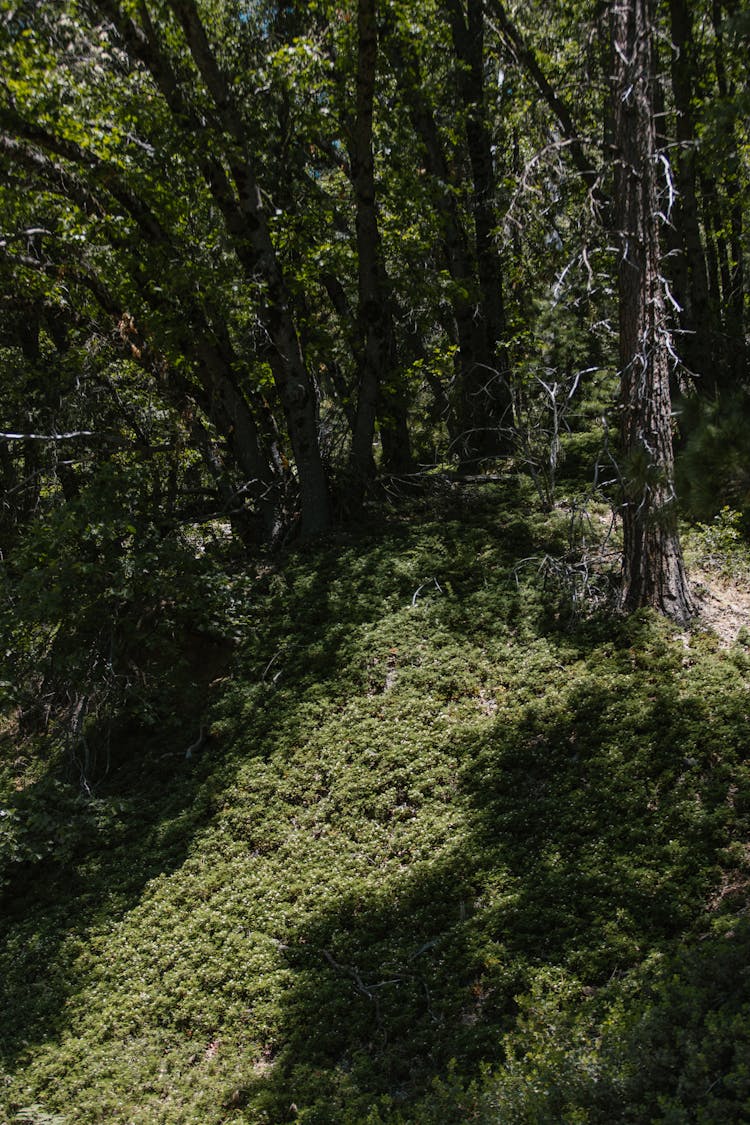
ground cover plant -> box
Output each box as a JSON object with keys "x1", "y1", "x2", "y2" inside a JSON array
[
  {"x1": 2, "y1": 480, "x2": 750, "y2": 1124},
  {"x1": 3, "y1": 0, "x2": 750, "y2": 1119}
]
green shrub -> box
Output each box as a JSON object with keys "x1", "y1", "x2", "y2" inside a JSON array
[
  {"x1": 689, "y1": 506, "x2": 750, "y2": 580},
  {"x1": 3, "y1": 484, "x2": 750, "y2": 1123}
]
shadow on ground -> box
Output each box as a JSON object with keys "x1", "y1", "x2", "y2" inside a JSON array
[
  {"x1": 3, "y1": 483, "x2": 749, "y2": 1122},
  {"x1": 220, "y1": 609, "x2": 750, "y2": 1120}
]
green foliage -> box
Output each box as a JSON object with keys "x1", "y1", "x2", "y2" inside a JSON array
[
  {"x1": 1, "y1": 453, "x2": 231, "y2": 754},
  {"x1": 12, "y1": 1106, "x2": 68, "y2": 1125},
  {"x1": 2, "y1": 483, "x2": 750, "y2": 1123},
  {"x1": 389, "y1": 921, "x2": 750, "y2": 1123},
  {"x1": 676, "y1": 393, "x2": 750, "y2": 522},
  {"x1": 688, "y1": 506, "x2": 750, "y2": 581},
  {"x1": 0, "y1": 0, "x2": 749, "y2": 1116},
  {"x1": 0, "y1": 777, "x2": 106, "y2": 894}
]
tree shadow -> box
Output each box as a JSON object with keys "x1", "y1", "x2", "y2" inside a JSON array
[
  {"x1": 232, "y1": 616, "x2": 750, "y2": 1121},
  {"x1": 0, "y1": 482, "x2": 531, "y2": 1090},
  {"x1": 5, "y1": 484, "x2": 748, "y2": 1122}
]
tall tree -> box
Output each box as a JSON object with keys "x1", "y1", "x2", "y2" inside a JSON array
[
  {"x1": 347, "y1": 0, "x2": 411, "y2": 492},
  {"x1": 142, "y1": 0, "x2": 333, "y2": 537},
  {"x1": 612, "y1": 0, "x2": 694, "y2": 622},
  {"x1": 444, "y1": 0, "x2": 513, "y2": 462}
]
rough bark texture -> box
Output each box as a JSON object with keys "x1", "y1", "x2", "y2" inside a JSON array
[{"x1": 612, "y1": 0, "x2": 694, "y2": 623}]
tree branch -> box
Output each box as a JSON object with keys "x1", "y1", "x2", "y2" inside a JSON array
[
  {"x1": 483, "y1": 0, "x2": 606, "y2": 208},
  {"x1": 0, "y1": 112, "x2": 167, "y2": 242}
]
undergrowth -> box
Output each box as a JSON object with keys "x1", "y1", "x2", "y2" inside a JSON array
[{"x1": 2, "y1": 480, "x2": 749, "y2": 1123}]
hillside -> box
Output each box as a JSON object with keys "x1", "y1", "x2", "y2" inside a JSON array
[{"x1": 2, "y1": 481, "x2": 750, "y2": 1124}]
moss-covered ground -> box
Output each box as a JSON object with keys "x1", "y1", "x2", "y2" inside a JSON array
[{"x1": 2, "y1": 479, "x2": 750, "y2": 1123}]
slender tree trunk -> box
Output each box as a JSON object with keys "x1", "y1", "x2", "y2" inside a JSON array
[
  {"x1": 446, "y1": 0, "x2": 513, "y2": 463},
  {"x1": 194, "y1": 346, "x2": 283, "y2": 540},
  {"x1": 348, "y1": 0, "x2": 412, "y2": 494},
  {"x1": 612, "y1": 0, "x2": 694, "y2": 623}
]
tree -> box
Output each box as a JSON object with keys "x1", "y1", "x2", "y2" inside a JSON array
[
  {"x1": 123, "y1": 0, "x2": 333, "y2": 537},
  {"x1": 611, "y1": 0, "x2": 694, "y2": 622},
  {"x1": 1, "y1": 0, "x2": 333, "y2": 539},
  {"x1": 347, "y1": 0, "x2": 412, "y2": 492},
  {"x1": 444, "y1": 0, "x2": 513, "y2": 462}
]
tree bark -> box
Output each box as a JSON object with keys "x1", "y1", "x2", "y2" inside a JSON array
[{"x1": 612, "y1": 0, "x2": 694, "y2": 623}]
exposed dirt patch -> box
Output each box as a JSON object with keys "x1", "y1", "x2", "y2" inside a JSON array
[{"x1": 690, "y1": 569, "x2": 750, "y2": 646}]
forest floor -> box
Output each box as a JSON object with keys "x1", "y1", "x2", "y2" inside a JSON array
[
  {"x1": 1, "y1": 478, "x2": 750, "y2": 1124},
  {"x1": 691, "y1": 569, "x2": 750, "y2": 645}
]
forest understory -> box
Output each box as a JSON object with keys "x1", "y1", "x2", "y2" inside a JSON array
[
  {"x1": 2, "y1": 0, "x2": 750, "y2": 1120},
  {"x1": 2, "y1": 478, "x2": 750, "y2": 1124}
]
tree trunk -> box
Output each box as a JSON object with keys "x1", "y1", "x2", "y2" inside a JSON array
[
  {"x1": 445, "y1": 0, "x2": 513, "y2": 463},
  {"x1": 612, "y1": 0, "x2": 694, "y2": 623},
  {"x1": 348, "y1": 0, "x2": 412, "y2": 493}
]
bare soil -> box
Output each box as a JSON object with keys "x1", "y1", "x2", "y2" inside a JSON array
[{"x1": 690, "y1": 568, "x2": 750, "y2": 646}]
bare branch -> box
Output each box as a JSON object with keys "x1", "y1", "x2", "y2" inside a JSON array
[
  {"x1": 0, "y1": 430, "x2": 100, "y2": 441},
  {"x1": 483, "y1": 0, "x2": 606, "y2": 209}
]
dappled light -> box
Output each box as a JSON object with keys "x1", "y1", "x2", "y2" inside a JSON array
[
  {"x1": 2, "y1": 0, "x2": 749, "y2": 1120},
  {"x1": 3, "y1": 487, "x2": 750, "y2": 1121}
]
